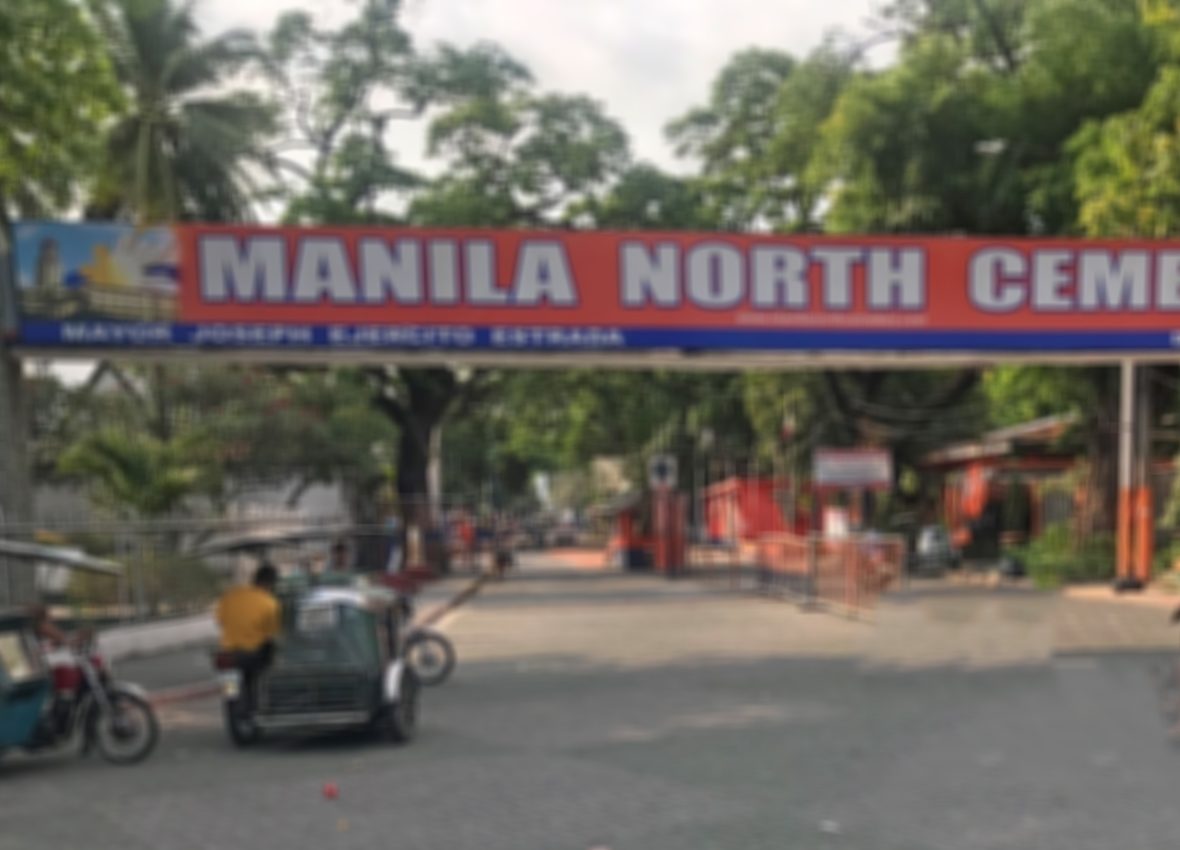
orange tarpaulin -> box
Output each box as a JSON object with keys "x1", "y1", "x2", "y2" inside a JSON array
[
  {"x1": 963, "y1": 464, "x2": 989, "y2": 518},
  {"x1": 706, "y1": 478, "x2": 793, "y2": 541}
]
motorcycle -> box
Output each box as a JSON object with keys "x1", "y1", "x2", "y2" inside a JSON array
[
  {"x1": 379, "y1": 574, "x2": 458, "y2": 688},
  {"x1": 491, "y1": 547, "x2": 514, "y2": 581},
  {"x1": 397, "y1": 595, "x2": 456, "y2": 687},
  {"x1": 30, "y1": 638, "x2": 159, "y2": 765},
  {"x1": 211, "y1": 648, "x2": 265, "y2": 747},
  {"x1": 404, "y1": 624, "x2": 456, "y2": 687}
]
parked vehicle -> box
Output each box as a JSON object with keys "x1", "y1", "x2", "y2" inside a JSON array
[
  {"x1": 0, "y1": 538, "x2": 157, "y2": 767},
  {"x1": 550, "y1": 524, "x2": 578, "y2": 547},
  {"x1": 910, "y1": 525, "x2": 960, "y2": 576},
  {"x1": 0, "y1": 611, "x2": 158, "y2": 765},
  {"x1": 513, "y1": 522, "x2": 546, "y2": 551},
  {"x1": 213, "y1": 584, "x2": 420, "y2": 747}
]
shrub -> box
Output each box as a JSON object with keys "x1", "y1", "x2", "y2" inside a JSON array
[{"x1": 1009, "y1": 523, "x2": 1115, "y2": 589}]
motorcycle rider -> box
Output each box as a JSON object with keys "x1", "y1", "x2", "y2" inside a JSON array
[
  {"x1": 29, "y1": 603, "x2": 95, "y2": 649},
  {"x1": 30, "y1": 603, "x2": 69, "y2": 647},
  {"x1": 216, "y1": 562, "x2": 281, "y2": 711},
  {"x1": 28, "y1": 603, "x2": 96, "y2": 735}
]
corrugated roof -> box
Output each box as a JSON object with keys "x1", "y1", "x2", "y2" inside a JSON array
[
  {"x1": 922, "y1": 412, "x2": 1079, "y2": 467},
  {"x1": 0, "y1": 539, "x2": 123, "y2": 576}
]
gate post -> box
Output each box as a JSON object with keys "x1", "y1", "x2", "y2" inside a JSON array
[
  {"x1": 1134, "y1": 365, "x2": 1154, "y2": 585},
  {"x1": 1116, "y1": 359, "x2": 1136, "y2": 587},
  {"x1": 805, "y1": 533, "x2": 819, "y2": 610}
]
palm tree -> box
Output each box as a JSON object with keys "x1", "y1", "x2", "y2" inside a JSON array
[
  {"x1": 58, "y1": 428, "x2": 211, "y2": 518},
  {"x1": 58, "y1": 427, "x2": 218, "y2": 614},
  {"x1": 89, "y1": 0, "x2": 276, "y2": 223}
]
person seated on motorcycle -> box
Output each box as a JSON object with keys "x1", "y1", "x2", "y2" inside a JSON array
[
  {"x1": 29, "y1": 603, "x2": 69, "y2": 647},
  {"x1": 28, "y1": 603, "x2": 99, "y2": 733},
  {"x1": 28, "y1": 603, "x2": 94, "y2": 650},
  {"x1": 216, "y1": 563, "x2": 281, "y2": 708},
  {"x1": 330, "y1": 540, "x2": 352, "y2": 573}
]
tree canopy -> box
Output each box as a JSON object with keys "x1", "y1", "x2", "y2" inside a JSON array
[
  {"x1": 87, "y1": 0, "x2": 277, "y2": 223},
  {"x1": 0, "y1": 0, "x2": 121, "y2": 221}
]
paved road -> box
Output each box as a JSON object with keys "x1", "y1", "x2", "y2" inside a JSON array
[{"x1": 5, "y1": 557, "x2": 1180, "y2": 850}]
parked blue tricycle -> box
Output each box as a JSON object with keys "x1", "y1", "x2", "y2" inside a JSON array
[{"x1": 0, "y1": 609, "x2": 158, "y2": 766}]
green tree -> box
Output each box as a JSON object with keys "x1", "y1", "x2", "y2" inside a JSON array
[
  {"x1": 819, "y1": 34, "x2": 1003, "y2": 233},
  {"x1": 713, "y1": 0, "x2": 1175, "y2": 537},
  {"x1": 261, "y1": 1, "x2": 452, "y2": 561},
  {"x1": 58, "y1": 428, "x2": 208, "y2": 518},
  {"x1": 407, "y1": 43, "x2": 534, "y2": 226},
  {"x1": 410, "y1": 43, "x2": 631, "y2": 227},
  {"x1": 669, "y1": 45, "x2": 854, "y2": 231},
  {"x1": 1073, "y1": 67, "x2": 1180, "y2": 237},
  {"x1": 56, "y1": 427, "x2": 215, "y2": 612},
  {"x1": 0, "y1": 0, "x2": 120, "y2": 220},
  {"x1": 48, "y1": 364, "x2": 398, "y2": 517},
  {"x1": 88, "y1": 0, "x2": 277, "y2": 223},
  {"x1": 265, "y1": 0, "x2": 422, "y2": 224},
  {"x1": 822, "y1": 0, "x2": 1162, "y2": 234},
  {"x1": 981, "y1": 365, "x2": 1121, "y2": 534},
  {"x1": 669, "y1": 49, "x2": 794, "y2": 230},
  {"x1": 576, "y1": 164, "x2": 710, "y2": 230},
  {"x1": 374, "y1": 38, "x2": 630, "y2": 553}
]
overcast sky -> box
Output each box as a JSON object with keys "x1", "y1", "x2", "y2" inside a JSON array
[{"x1": 201, "y1": 0, "x2": 886, "y2": 172}]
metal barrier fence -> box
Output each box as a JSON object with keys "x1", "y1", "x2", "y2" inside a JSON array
[
  {"x1": 697, "y1": 531, "x2": 907, "y2": 616},
  {"x1": 0, "y1": 508, "x2": 550, "y2": 622}
]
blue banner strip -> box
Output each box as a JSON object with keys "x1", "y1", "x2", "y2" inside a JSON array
[{"x1": 15, "y1": 320, "x2": 1180, "y2": 352}]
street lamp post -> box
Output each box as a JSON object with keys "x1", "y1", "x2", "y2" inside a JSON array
[
  {"x1": 697, "y1": 427, "x2": 714, "y2": 544},
  {"x1": 781, "y1": 400, "x2": 799, "y2": 533}
]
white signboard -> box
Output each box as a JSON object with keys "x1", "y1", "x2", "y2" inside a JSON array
[
  {"x1": 822, "y1": 507, "x2": 851, "y2": 539},
  {"x1": 297, "y1": 604, "x2": 338, "y2": 633},
  {"x1": 813, "y1": 448, "x2": 892, "y2": 490},
  {"x1": 648, "y1": 454, "x2": 678, "y2": 490}
]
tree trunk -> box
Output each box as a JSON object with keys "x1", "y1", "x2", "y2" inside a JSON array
[
  {"x1": 396, "y1": 417, "x2": 429, "y2": 571},
  {"x1": 1083, "y1": 412, "x2": 1119, "y2": 538},
  {"x1": 346, "y1": 476, "x2": 386, "y2": 573},
  {"x1": 395, "y1": 408, "x2": 450, "y2": 573},
  {"x1": 397, "y1": 418, "x2": 431, "y2": 549},
  {"x1": 428, "y1": 424, "x2": 443, "y2": 518},
  {"x1": 371, "y1": 368, "x2": 469, "y2": 572}
]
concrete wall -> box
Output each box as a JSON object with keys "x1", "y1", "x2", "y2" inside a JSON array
[{"x1": 97, "y1": 611, "x2": 217, "y2": 662}]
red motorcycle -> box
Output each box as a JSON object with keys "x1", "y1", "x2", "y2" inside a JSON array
[{"x1": 28, "y1": 637, "x2": 159, "y2": 765}]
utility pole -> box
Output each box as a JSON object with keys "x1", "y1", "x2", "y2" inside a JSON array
[{"x1": 0, "y1": 221, "x2": 36, "y2": 605}]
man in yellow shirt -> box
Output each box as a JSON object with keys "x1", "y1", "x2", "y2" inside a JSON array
[{"x1": 216, "y1": 563, "x2": 281, "y2": 708}]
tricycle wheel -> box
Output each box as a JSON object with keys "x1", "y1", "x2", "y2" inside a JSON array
[
  {"x1": 224, "y1": 700, "x2": 261, "y2": 748},
  {"x1": 406, "y1": 630, "x2": 456, "y2": 686},
  {"x1": 383, "y1": 671, "x2": 419, "y2": 745},
  {"x1": 91, "y1": 690, "x2": 159, "y2": 765}
]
